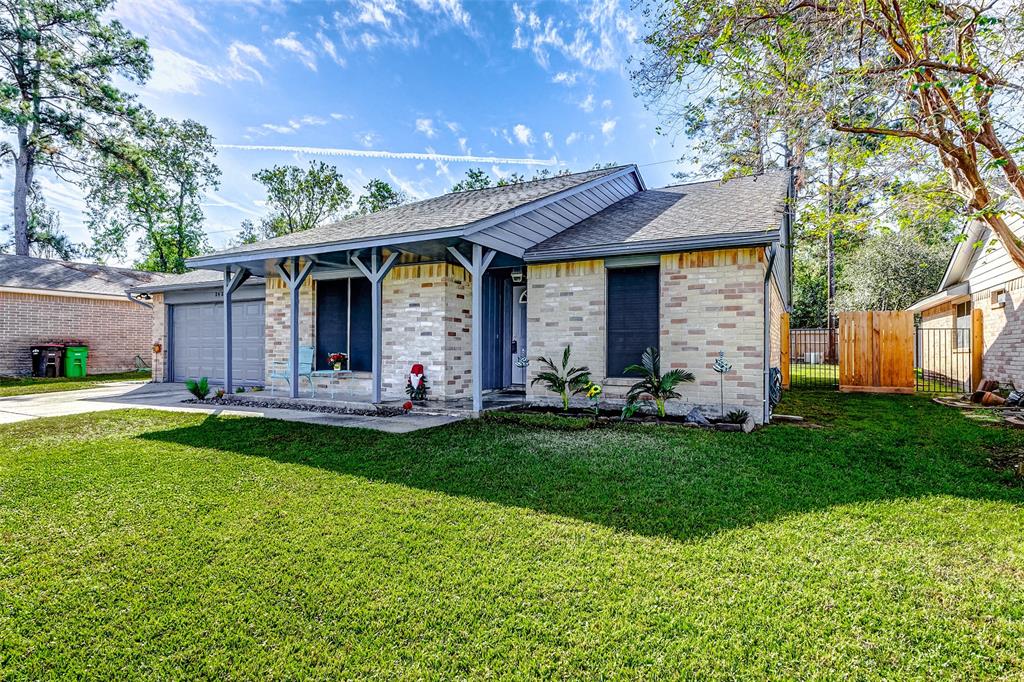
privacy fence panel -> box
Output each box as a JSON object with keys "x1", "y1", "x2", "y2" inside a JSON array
[{"x1": 839, "y1": 311, "x2": 915, "y2": 393}]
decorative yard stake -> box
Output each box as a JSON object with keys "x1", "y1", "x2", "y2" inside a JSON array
[
  {"x1": 514, "y1": 353, "x2": 530, "y2": 404},
  {"x1": 712, "y1": 351, "x2": 732, "y2": 418}
]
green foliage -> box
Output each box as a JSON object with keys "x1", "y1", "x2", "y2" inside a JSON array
[
  {"x1": 725, "y1": 409, "x2": 750, "y2": 425},
  {"x1": 450, "y1": 168, "x2": 493, "y2": 192},
  {"x1": 87, "y1": 117, "x2": 218, "y2": 273},
  {"x1": 2, "y1": 184, "x2": 84, "y2": 260},
  {"x1": 235, "y1": 386, "x2": 245, "y2": 394},
  {"x1": 354, "y1": 179, "x2": 406, "y2": 215},
  {"x1": 623, "y1": 347, "x2": 695, "y2": 418},
  {"x1": 0, "y1": 0, "x2": 152, "y2": 255},
  {"x1": 184, "y1": 377, "x2": 210, "y2": 401},
  {"x1": 836, "y1": 231, "x2": 949, "y2": 311},
  {"x1": 252, "y1": 161, "x2": 352, "y2": 237},
  {"x1": 530, "y1": 345, "x2": 591, "y2": 411}
]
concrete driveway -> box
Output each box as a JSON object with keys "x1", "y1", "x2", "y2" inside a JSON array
[{"x1": 0, "y1": 381, "x2": 463, "y2": 433}]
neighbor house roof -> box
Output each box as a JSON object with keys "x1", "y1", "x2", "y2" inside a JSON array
[
  {"x1": 524, "y1": 172, "x2": 791, "y2": 261},
  {"x1": 187, "y1": 165, "x2": 638, "y2": 267},
  {"x1": 0, "y1": 254, "x2": 163, "y2": 298}
]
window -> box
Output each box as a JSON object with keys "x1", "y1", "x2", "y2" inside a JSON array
[
  {"x1": 315, "y1": 277, "x2": 372, "y2": 371},
  {"x1": 955, "y1": 301, "x2": 971, "y2": 349},
  {"x1": 606, "y1": 265, "x2": 660, "y2": 376}
]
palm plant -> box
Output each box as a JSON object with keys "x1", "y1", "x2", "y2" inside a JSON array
[
  {"x1": 624, "y1": 347, "x2": 694, "y2": 418},
  {"x1": 530, "y1": 345, "x2": 591, "y2": 411}
]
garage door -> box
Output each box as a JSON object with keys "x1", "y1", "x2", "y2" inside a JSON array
[{"x1": 171, "y1": 301, "x2": 265, "y2": 385}]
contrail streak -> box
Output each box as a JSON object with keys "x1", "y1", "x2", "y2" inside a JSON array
[{"x1": 216, "y1": 143, "x2": 558, "y2": 167}]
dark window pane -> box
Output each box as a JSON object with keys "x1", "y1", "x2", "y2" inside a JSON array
[
  {"x1": 315, "y1": 279, "x2": 348, "y2": 370},
  {"x1": 606, "y1": 265, "x2": 659, "y2": 376},
  {"x1": 349, "y1": 276, "x2": 372, "y2": 372}
]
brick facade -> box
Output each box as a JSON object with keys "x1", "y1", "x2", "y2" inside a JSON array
[
  {"x1": 0, "y1": 290, "x2": 152, "y2": 376},
  {"x1": 975, "y1": 276, "x2": 1024, "y2": 387},
  {"x1": 526, "y1": 248, "x2": 772, "y2": 422}
]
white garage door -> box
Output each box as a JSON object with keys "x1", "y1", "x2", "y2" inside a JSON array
[{"x1": 171, "y1": 301, "x2": 265, "y2": 385}]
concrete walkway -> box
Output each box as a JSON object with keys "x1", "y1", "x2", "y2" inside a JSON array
[{"x1": 0, "y1": 382, "x2": 465, "y2": 433}]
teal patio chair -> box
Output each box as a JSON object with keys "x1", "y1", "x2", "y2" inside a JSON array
[{"x1": 270, "y1": 346, "x2": 316, "y2": 397}]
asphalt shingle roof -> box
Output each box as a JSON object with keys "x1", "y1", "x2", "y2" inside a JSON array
[
  {"x1": 525, "y1": 172, "x2": 790, "y2": 258},
  {"x1": 0, "y1": 254, "x2": 164, "y2": 297},
  {"x1": 128, "y1": 269, "x2": 265, "y2": 293},
  {"x1": 198, "y1": 166, "x2": 632, "y2": 261}
]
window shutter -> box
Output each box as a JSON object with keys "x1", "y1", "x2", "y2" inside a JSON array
[
  {"x1": 349, "y1": 277, "x2": 373, "y2": 372},
  {"x1": 315, "y1": 280, "x2": 348, "y2": 370},
  {"x1": 607, "y1": 265, "x2": 659, "y2": 377}
]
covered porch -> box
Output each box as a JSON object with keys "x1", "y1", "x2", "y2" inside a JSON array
[{"x1": 200, "y1": 235, "x2": 529, "y2": 414}]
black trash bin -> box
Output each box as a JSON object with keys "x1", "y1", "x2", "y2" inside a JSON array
[{"x1": 30, "y1": 344, "x2": 65, "y2": 378}]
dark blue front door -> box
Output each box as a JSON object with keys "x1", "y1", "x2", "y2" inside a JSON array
[{"x1": 481, "y1": 271, "x2": 506, "y2": 391}]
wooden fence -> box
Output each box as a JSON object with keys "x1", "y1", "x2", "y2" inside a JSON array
[{"x1": 838, "y1": 310, "x2": 915, "y2": 393}]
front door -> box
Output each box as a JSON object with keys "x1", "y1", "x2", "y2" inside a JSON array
[{"x1": 511, "y1": 286, "x2": 527, "y2": 385}]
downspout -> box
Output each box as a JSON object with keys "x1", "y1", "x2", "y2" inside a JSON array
[{"x1": 763, "y1": 246, "x2": 777, "y2": 424}]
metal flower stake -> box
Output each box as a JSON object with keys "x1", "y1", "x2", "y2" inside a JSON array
[
  {"x1": 712, "y1": 351, "x2": 732, "y2": 418},
  {"x1": 514, "y1": 353, "x2": 530, "y2": 404}
]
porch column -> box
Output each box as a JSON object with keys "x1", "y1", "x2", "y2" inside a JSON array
[
  {"x1": 223, "y1": 266, "x2": 251, "y2": 394},
  {"x1": 448, "y1": 244, "x2": 495, "y2": 414},
  {"x1": 274, "y1": 257, "x2": 313, "y2": 399},
  {"x1": 352, "y1": 248, "x2": 399, "y2": 403}
]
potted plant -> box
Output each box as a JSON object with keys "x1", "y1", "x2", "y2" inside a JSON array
[
  {"x1": 623, "y1": 347, "x2": 694, "y2": 418},
  {"x1": 530, "y1": 345, "x2": 591, "y2": 412},
  {"x1": 327, "y1": 352, "x2": 347, "y2": 371}
]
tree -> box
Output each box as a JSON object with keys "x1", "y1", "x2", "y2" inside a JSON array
[
  {"x1": 836, "y1": 231, "x2": 948, "y2": 311},
  {"x1": 354, "y1": 179, "x2": 406, "y2": 215},
  {"x1": 450, "y1": 168, "x2": 492, "y2": 192},
  {"x1": 634, "y1": 0, "x2": 1024, "y2": 270},
  {"x1": 0, "y1": 0, "x2": 151, "y2": 256},
  {"x1": 252, "y1": 162, "x2": 351, "y2": 238},
  {"x1": 2, "y1": 183, "x2": 83, "y2": 260},
  {"x1": 87, "y1": 117, "x2": 219, "y2": 273}
]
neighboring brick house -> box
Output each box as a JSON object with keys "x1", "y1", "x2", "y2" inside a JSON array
[
  {"x1": 910, "y1": 202, "x2": 1024, "y2": 390},
  {"x1": 132, "y1": 166, "x2": 794, "y2": 422},
  {"x1": 0, "y1": 254, "x2": 159, "y2": 376}
]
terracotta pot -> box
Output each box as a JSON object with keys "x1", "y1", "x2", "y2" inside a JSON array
[{"x1": 979, "y1": 391, "x2": 1006, "y2": 406}]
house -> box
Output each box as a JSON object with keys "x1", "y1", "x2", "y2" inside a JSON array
[
  {"x1": 910, "y1": 203, "x2": 1024, "y2": 390},
  {"x1": 131, "y1": 166, "x2": 794, "y2": 422},
  {"x1": 0, "y1": 254, "x2": 159, "y2": 376}
]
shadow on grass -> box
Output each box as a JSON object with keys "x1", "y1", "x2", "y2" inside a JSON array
[{"x1": 139, "y1": 389, "x2": 1024, "y2": 543}]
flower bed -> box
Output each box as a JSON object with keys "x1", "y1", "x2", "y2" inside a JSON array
[
  {"x1": 182, "y1": 397, "x2": 405, "y2": 417},
  {"x1": 495, "y1": 404, "x2": 756, "y2": 432}
]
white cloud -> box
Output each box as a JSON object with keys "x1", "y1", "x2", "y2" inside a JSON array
[
  {"x1": 510, "y1": 0, "x2": 638, "y2": 72},
  {"x1": 335, "y1": 0, "x2": 473, "y2": 53},
  {"x1": 111, "y1": 0, "x2": 207, "y2": 44},
  {"x1": 206, "y1": 192, "x2": 262, "y2": 217},
  {"x1": 565, "y1": 131, "x2": 581, "y2": 145},
  {"x1": 274, "y1": 33, "x2": 318, "y2": 71},
  {"x1": 457, "y1": 137, "x2": 470, "y2": 154},
  {"x1": 543, "y1": 131, "x2": 554, "y2": 148},
  {"x1": 356, "y1": 131, "x2": 380, "y2": 148},
  {"x1": 316, "y1": 31, "x2": 346, "y2": 67},
  {"x1": 579, "y1": 94, "x2": 595, "y2": 112},
  {"x1": 247, "y1": 114, "x2": 330, "y2": 136},
  {"x1": 445, "y1": 121, "x2": 461, "y2": 134},
  {"x1": 602, "y1": 98, "x2": 613, "y2": 109},
  {"x1": 330, "y1": 112, "x2": 351, "y2": 120},
  {"x1": 552, "y1": 71, "x2": 579, "y2": 86},
  {"x1": 601, "y1": 118, "x2": 617, "y2": 140},
  {"x1": 386, "y1": 169, "x2": 432, "y2": 200},
  {"x1": 512, "y1": 124, "x2": 534, "y2": 146},
  {"x1": 415, "y1": 118, "x2": 437, "y2": 138},
  {"x1": 146, "y1": 42, "x2": 267, "y2": 95}
]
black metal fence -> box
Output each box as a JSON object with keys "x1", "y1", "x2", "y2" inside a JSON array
[
  {"x1": 914, "y1": 326, "x2": 972, "y2": 393},
  {"x1": 789, "y1": 327, "x2": 839, "y2": 388}
]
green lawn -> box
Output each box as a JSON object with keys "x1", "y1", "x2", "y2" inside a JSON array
[
  {"x1": 0, "y1": 370, "x2": 150, "y2": 397},
  {"x1": 1, "y1": 391, "x2": 1023, "y2": 678}
]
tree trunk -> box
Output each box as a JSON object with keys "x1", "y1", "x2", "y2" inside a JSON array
[
  {"x1": 12, "y1": 127, "x2": 32, "y2": 256},
  {"x1": 980, "y1": 212, "x2": 1024, "y2": 272},
  {"x1": 825, "y1": 155, "x2": 837, "y2": 363}
]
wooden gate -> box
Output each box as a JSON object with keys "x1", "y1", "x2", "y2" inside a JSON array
[{"x1": 838, "y1": 311, "x2": 915, "y2": 393}]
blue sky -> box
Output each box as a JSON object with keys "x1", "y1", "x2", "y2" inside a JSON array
[{"x1": 27, "y1": 0, "x2": 695, "y2": 263}]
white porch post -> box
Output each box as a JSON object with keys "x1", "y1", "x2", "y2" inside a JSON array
[
  {"x1": 274, "y1": 257, "x2": 313, "y2": 399},
  {"x1": 352, "y1": 248, "x2": 399, "y2": 403},
  {"x1": 223, "y1": 266, "x2": 250, "y2": 394},
  {"x1": 448, "y1": 243, "x2": 495, "y2": 414}
]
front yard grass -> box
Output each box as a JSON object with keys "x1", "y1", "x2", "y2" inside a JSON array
[
  {"x1": 0, "y1": 370, "x2": 150, "y2": 397},
  {"x1": 1, "y1": 390, "x2": 1023, "y2": 678}
]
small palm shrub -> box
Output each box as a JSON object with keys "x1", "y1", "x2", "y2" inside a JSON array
[
  {"x1": 725, "y1": 409, "x2": 750, "y2": 424},
  {"x1": 185, "y1": 377, "x2": 210, "y2": 400},
  {"x1": 623, "y1": 347, "x2": 695, "y2": 418},
  {"x1": 530, "y1": 345, "x2": 591, "y2": 411}
]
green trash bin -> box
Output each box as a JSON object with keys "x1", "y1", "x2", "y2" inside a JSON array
[{"x1": 65, "y1": 346, "x2": 88, "y2": 378}]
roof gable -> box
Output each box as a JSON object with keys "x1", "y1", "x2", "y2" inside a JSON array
[{"x1": 0, "y1": 254, "x2": 163, "y2": 297}]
